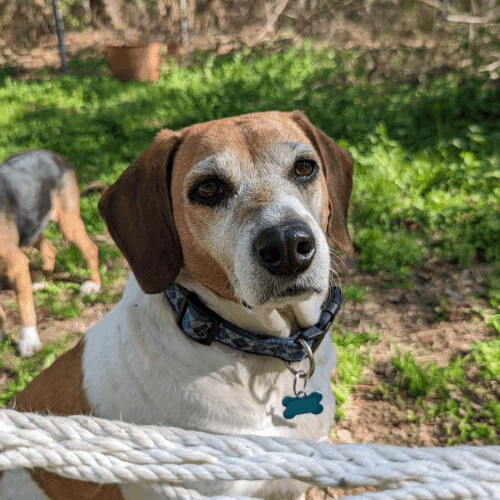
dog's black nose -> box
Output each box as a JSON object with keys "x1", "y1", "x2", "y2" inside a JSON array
[{"x1": 254, "y1": 221, "x2": 316, "y2": 276}]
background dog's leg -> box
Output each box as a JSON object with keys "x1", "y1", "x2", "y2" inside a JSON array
[
  {"x1": 55, "y1": 171, "x2": 101, "y2": 295},
  {"x1": 0, "y1": 217, "x2": 41, "y2": 355},
  {"x1": 31, "y1": 237, "x2": 57, "y2": 291},
  {"x1": 33, "y1": 237, "x2": 57, "y2": 278},
  {"x1": 1, "y1": 250, "x2": 41, "y2": 357},
  {"x1": 0, "y1": 304, "x2": 6, "y2": 339}
]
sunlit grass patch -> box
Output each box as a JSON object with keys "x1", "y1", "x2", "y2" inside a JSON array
[
  {"x1": 392, "y1": 343, "x2": 500, "y2": 443},
  {"x1": 343, "y1": 284, "x2": 368, "y2": 303},
  {"x1": 80, "y1": 194, "x2": 107, "y2": 235},
  {"x1": 0, "y1": 332, "x2": 78, "y2": 405},
  {"x1": 392, "y1": 351, "x2": 464, "y2": 399},
  {"x1": 28, "y1": 239, "x2": 125, "y2": 319},
  {"x1": 468, "y1": 339, "x2": 500, "y2": 381}
]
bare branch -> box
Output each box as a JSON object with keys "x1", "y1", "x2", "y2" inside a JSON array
[
  {"x1": 249, "y1": 0, "x2": 291, "y2": 46},
  {"x1": 418, "y1": 0, "x2": 500, "y2": 24}
]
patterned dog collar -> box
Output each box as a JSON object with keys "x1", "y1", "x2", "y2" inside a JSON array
[{"x1": 164, "y1": 284, "x2": 342, "y2": 363}]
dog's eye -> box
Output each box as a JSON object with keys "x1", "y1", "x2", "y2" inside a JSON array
[
  {"x1": 294, "y1": 160, "x2": 316, "y2": 179},
  {"x1": 192, "y1": 180, "x2": 224, "y2": 204},
  {"x1": 196, "y1": 181, "x2": 219, "y2": 198}
]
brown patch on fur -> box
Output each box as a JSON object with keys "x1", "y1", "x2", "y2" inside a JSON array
[
  {"x1": 13, "y1": 342, "x2": 124, "y2": 499},
  {"x1": 318, "y1": 174, "x2": 330, "y2": 233},
  {"x1": 289, "y1": 110, "x2": 354, "y2": 253},
  {"x1": 27, "y1": 473, "x2": 123, "y2": 500},
  {"x1": 184, "y1": 248, "x2": 235, "y2": 301},
  {"x1": 0, "y1": 214, "x2": 37, "y2": 328},
  {"x1": 15, "y1": 341, "x2": 89, "y2": 414},
  {"x1": 55, "y1": 171, "x2": 101, "y2": 286}
]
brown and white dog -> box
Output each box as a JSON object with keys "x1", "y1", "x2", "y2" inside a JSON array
[
  {"x1": 0, "y1": 151, "x2": 101, "y2": 357},
  {"x1": 1, "y1": 111, "x2": 353, "y2": 499}
]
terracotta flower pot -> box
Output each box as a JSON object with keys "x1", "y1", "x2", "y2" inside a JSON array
[{"x1": 106, "y1": 42, "x2": 162, "y2": 82}]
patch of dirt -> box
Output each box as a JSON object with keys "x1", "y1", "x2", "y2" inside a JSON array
[
  {"x1": 334, "y1": 260, "x2": 494, "y2": 444},
  {"x1": 0, "y1": 28, "x2": 125, "y2": 79},
  {"x1": 306, "y1": 260, "x2": 496, "y2": 498}
]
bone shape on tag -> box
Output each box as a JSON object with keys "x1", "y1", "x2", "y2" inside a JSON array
[{"x1": 282, "y1": 391, "x2": 323, "y2": 419}]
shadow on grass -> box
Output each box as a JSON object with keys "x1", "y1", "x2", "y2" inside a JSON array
[
  {"x1": 1, "y1": 48, "x2": 498, "y2": 268},
  {"x1": 4, "y1": 52, "x2": 498, "y2": 167}
]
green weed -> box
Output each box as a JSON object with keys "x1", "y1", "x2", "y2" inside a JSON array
[
  {"x1": 393, "y1": 344, "x2": 499, "y2": 443},
  {"x1": 343, "y1": 284, "x2": 368, "y2": 303},
  {"x1": 331, "y1": 329, "x2": 381, "y2": 420},
  {"x1": 469, "y1": 340, "x2": 500, "y2": 380},
  {"x1": 392, "y1": 351, "x2": 464, "y2": 398}
]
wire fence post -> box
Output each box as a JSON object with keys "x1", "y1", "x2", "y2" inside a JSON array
[
  {"x1": 51, "y1": 0, "x2": 68, "y2": 73},
  {"x1": 179, "y1": 0, "x2": 189, "y2": 48}
]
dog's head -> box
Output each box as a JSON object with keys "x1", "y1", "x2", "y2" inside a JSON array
[{"x1": 99, "y1": 111, "x2": 353, "y2": 309}]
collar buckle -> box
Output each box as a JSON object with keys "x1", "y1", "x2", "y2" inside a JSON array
[{"x1": 317, "y1": 287, "x2": 342, "y2": 331}]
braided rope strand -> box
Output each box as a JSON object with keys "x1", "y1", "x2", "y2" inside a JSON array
[{"x1": 1, "y1": 410, "x2": 499, "y2": 499}]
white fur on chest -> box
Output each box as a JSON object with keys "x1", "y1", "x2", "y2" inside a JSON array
[{"x1": 82, "y1": 275, "x2": 336, "y2": 498}]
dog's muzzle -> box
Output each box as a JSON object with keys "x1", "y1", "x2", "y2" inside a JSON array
[{"x1": 253, "y1": 220, "x2": 316, "y2": 276}]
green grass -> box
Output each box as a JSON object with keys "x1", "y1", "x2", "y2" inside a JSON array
[
  {"x1": 0, "y1": 332, "x2": 78, "y2": 404},
  {"x1": 392, "y1": 342, "x2": 500, "y2": 443},
  {"x1": 1, "y1": 45, "x2": 498, "y2": 279},
  {"x1": 343, "y1": 284, "x2": 368, "y2": 303},
  {"x1": 331, "y1": 328, "x2": 381, "y2": 420}
]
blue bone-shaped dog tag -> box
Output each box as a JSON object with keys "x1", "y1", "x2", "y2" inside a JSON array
[{"x1": 282, "y1": 391, "x2": 323, "y2": 419}]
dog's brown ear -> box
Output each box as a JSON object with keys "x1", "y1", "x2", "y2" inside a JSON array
[
  {"x1": 98, "y1": 130, "x2": 183, "y2": 294},
  {"x1": 290, "y1": 110, "x2": 354, "y2": 254}
]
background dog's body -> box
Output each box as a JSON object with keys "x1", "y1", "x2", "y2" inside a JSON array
[
  {"x1": 0, "y1": 150, "x2": 101, "y2": 357},
  {"x1": 1, "y1": 112, "x2": 353, "y2": 499},
  {"x1": 0, "y1": 151, "x2": 69, "y2": 248}
]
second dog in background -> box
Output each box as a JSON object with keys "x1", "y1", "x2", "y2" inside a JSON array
[{"x1": 0, "y1": 150, "x2": 101, "y2": 357}]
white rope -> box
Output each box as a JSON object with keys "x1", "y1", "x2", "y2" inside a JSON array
[{"x1": 1, "y1": 410, "x2": 499, "y2": 499}]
